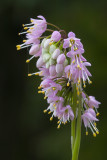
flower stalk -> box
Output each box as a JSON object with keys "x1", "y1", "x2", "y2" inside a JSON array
[{"x1": 72, "y1": 84, "x2": 82, "y2": 160}]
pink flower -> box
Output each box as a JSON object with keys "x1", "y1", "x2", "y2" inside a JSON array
[{"x1": 85, "y1": 96, "x2": 101, "y2": 108}]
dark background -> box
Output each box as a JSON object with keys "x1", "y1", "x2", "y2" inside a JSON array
[{"x1": 0, "y1": 0, "x2": 107, "y2": 160}]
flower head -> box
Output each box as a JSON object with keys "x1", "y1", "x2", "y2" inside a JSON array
[{"x1": 17, "y1": 15, "x2": 101, "y2": 137}]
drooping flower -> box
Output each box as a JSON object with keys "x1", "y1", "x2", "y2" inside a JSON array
[{"x1": 82, "y1": 108, "x2": 99, "y2": 136}]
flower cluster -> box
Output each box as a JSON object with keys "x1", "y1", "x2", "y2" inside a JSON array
[{"x1": 17, "y1": 15, "x2": 101, "y2": 137}]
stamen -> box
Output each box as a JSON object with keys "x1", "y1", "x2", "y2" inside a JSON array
[
  {"x1": 38, "y1": 86, "x2": 42, "y2": 89},
  {"x1": 96, "y1": 112, "x2": 100, "y2": 116},
  {"x1": 57, "y1": 121, "x2": 60, "y2": 124},
  {"x1": 22, "y1": 23, "x2": 33, "y2": 27},
  {"x1": 72, "y1": 60, "x2": 75, "y2": 64},
  {"x1": 57, "y1": 124, "x2": 60, "y2": 129},
  {"x1": 48, "y1": 111, "x2": 51, "y2": 114},
  {"x1": 74, "y1": 46, "x2": 78, "y2": 51},
  {"x1": 23, "y1": 40, "x2": 27, "y2": 42},
  {"x1": 70, "y1": 39, "x2": 75, "y2": 45},
  {"x1": 43, "y1": 110, "x2": 47, "y2": 113},
  {"x1": 68, "y1": 72, "x2": 70, "y2": 78},
  {"x1": 67, "y1": 82, "x2": 70, "y2": 87},
  {"x1": 28, "y1": 72, "x2": 37, "y2": 76},
  {"x1": 24, "y1": 27, "x2": 28, "y2": 30},
  {"x1": 93, "y1": 133, "x2": 96, "y2": 137},
  {"x1": 89, "y1": 81, "x2": 92, "y2": 84},
  {"x1": 86, "y1": 131, "x2": 88, "y2": 136},
  {"x1": 50, "y1": 117, "x2": 53, "y2": 121},
  {"x1": 44, "y1": 96, "x2": 47, "y2": 99},
  {"x1": 38, "y1": 91, "x2": 45, "y2": 94},
  {"x1": 49, "y1": 41, "x2": 53, "y2": 45},
  {"x1": 53, "y1": 103, "x2": 56, "y2": 107},
  {"x1": 89, "y1": 124, "x2": 96, "y2": 137},
  {"x1": 77, "y1": 100, "x2": 79, "y2": 104},
  {"x1": 26, "y1": 55, "x2": 35, "y2": 63}
]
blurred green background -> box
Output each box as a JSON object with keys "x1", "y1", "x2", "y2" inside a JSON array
[{"x1": 0, "y1": 0, "x2": 107, "y2": 160}]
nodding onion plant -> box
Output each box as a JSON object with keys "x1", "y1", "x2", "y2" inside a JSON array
[{"x1": 17, "y1": 15, "x2": 101, "y2": 160}]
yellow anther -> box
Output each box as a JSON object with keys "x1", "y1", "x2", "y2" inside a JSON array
[
  {"x1": 77, "y1": 100, "x2": 79, "y2": 104},
  {"x1": 23, "y1": 40, "x2": 27, "y2": 43},
  {"x1": 38, "y1": 91, "x2": 45, "y2": 94},
  {"x1": 70, "y1": 39, "x2": 75, "y2": 44},
  {"x1": 28, "y1": 74, "x2": 32, "y2": 76},
  {"x1": 77, "y1": 91, "x2": 80, "y2": 96},
  {"x1": 48, "y1": 111, "x2": 51, "y2": 114},
  {"x1": 41, "y1": 91, "x2": 45, "y2": 94},
  {"x1": 18, "y1": 33, "x2": 20, "y2": 36},
  {"x1": 96, "y1": 131, "x2": 99, "y2": 135},
  {"x1": 44, "y1": 96, "x2": 47, "y2": 100},
  {"x1": 86, "y1": 131, "x2": 88, "y2": 136},
  {"x1": 49, "y1": 42, "x2": 52, "y2": 45},
  {"x1": 72, "y1": 60, "x2": 75, "y2": 64},
  {"x1": 16, "y1": 45, "x2": 20, "y2": 48},
  {"x1": 52, "y1": 87, "x2": 56, "y2": 91},
  {"x1": 81, "y1": 61, "x2": 83, "y2": 63},
  {"x1": 35, "y1": 73, "x2": 39, "y2": 76},
  {"x1": 78, "y1": 80, "x2": 80, "y2": 84},
  {"x1": 77, "y1": 64, "x2": 80, "y2": 68},
  {"x1": 66, "y1": 121, "x2": 67, "y2": 124},
  {"x1": 24, "y1": 27, "x2": 28, "y2": 30},
  {"x1": 83, "y1": 84, "x2": 86, "y2": 88},
  {"x1": 26, "y1": 59, "x2": 30, "y2": 63},
  {"x1": 43, "y1": 110, "x2": 47, "y2": 113},
  {"x1": 38, "y1": 91, "x2": 42, "y2": 93},
  {"x1": 89, "y1": 81, "x2": 92, "y2": 84},
  {"x1": 93, "y1": 133, "x2": 96, "y2": 137},
  {"x1": 97, "y1": 112, "x2": 100, "y2": 116},
  {"x1": 67, "y1": 82, "x2": 70, "y2": 87},
  {"x1": 62, "y1": 122, "x2": 64, "y2": 124},
  {"x1": 55, "y1": 107, "x2": 56, "y2": 109},
  {"x1": 57, "y1": 121, "x2": 60, "y2": 124},
  {"x1": 53, "y1": 104, "x2": 56, "y2": 107},
  {"x1": 50, "y1": 117, "x2": 53, "y2": 121},
  {"x1": 57, "y1": 124, "x2": 60, "y2": 129},
  {"x1": 17, "y1": 47, "x2": 21, "y2": 50},
  {"x1": 27, "y1": 30, "x2": 31, "y2": 33},
  {"x1": 38, "y1": 86, "x2": 42, "y2": 89},
  {"x1": 22, "y1": 24, "x2": 24, "y2": 27},
  {"x1": 30, "y1": 27, "x2": 34, "y2": 30},
  {"x1": 94, "y1": 123, "x2": 96, "y2": 126},
  {"x1": 31, "y1": 19, "x2": 34, "y2": 22},
  {"x1": 69, "y1": 44, "x2": 72, "y2": 47},
  {"x1": 74, "y1": 47, "x2": 78, "y2": 51}
]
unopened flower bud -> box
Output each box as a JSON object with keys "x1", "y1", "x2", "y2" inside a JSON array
[
  {"x1": 36, "y1": 56, "x2": 44, "y2": 68},
  {"x1": 49, "y1": 65, "x2": 56, "y2": 76},
  {"x1": 57, "y1": 54, "x2": 65, "y2": 64},
  {"x1": 44, "y1": 39, "x2": 51, "y2": 48},
  {"x1": 56, "y1": 64, "x2": 64, "y2": 73},
  {"x1": 52, "y1": 48, "x2": 60, "y2": 59},
  {"x1": 29, "y1": 44, "x2": 40, "y2": 55},
  {"x1": 51, "y1": 31, "x2": 61, "y2": 42}
]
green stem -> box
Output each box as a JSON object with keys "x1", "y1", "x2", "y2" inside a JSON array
[
  {"x1": 47, "y1": 22, "x2": 61, "y2": 30},
  {"x1": 72, "y1": 89, "x2": 82, "y2": 160},
  {"x1": 71, "y1": 84, "x2": 77, "y2": 154}
]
